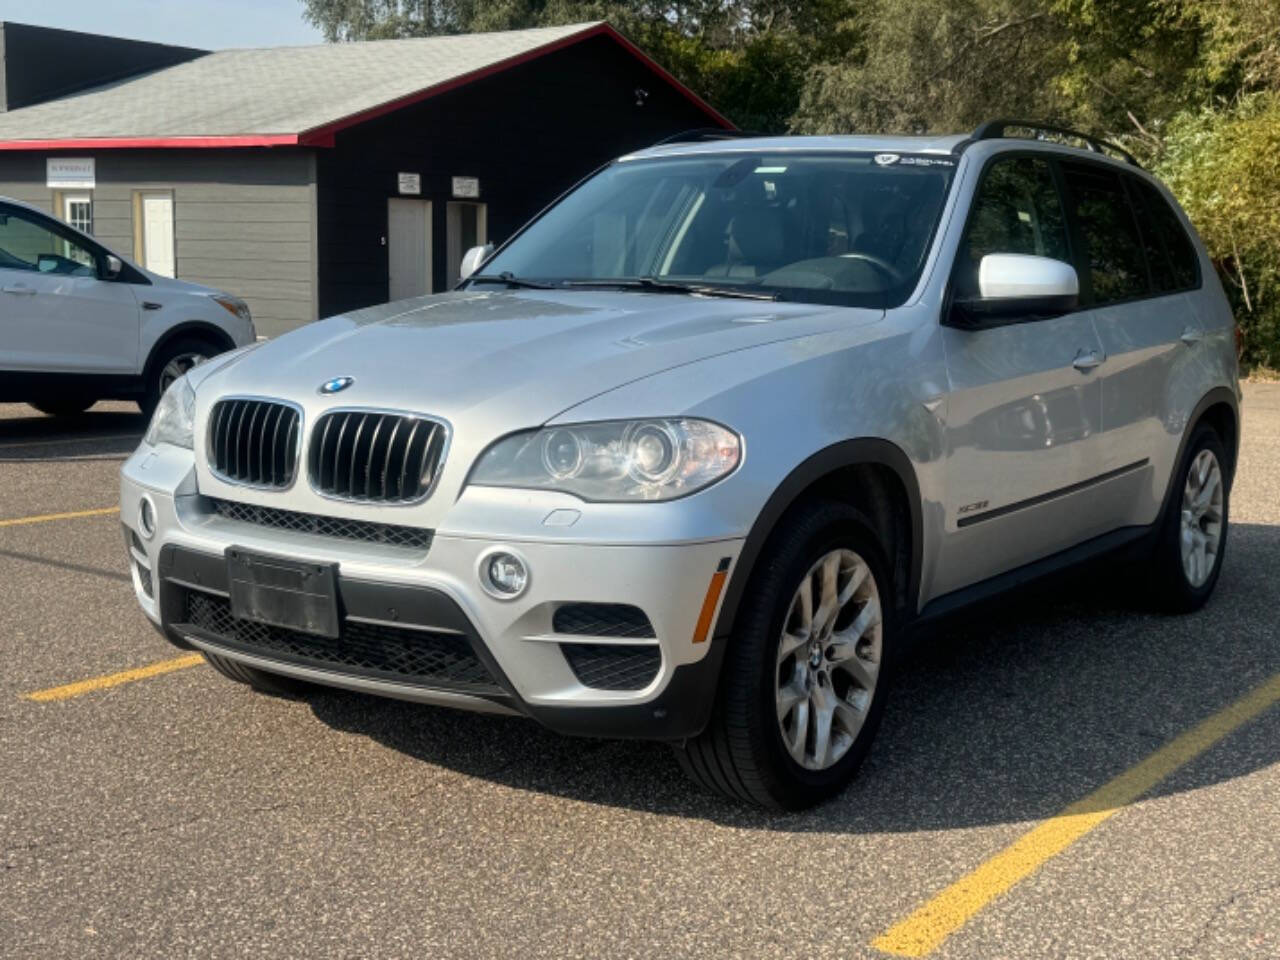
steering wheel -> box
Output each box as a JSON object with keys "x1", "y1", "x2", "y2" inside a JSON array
[{"x1": 840, "y1": 252, "x2": 906, "y2": 286}]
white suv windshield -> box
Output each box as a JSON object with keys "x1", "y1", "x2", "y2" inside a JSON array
[{"x1": 475, "y1": 152, "x2": 956, "y2": 307}]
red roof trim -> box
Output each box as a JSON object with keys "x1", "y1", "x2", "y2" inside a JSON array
[
  {"x1": 297, "y1": 23, "x2": 734, "y2": 142},
  {"x1": 0, "y1": 24, "x2": 731, "y2": 152},
  {"x1": 0, "y1": 134, "x2": 301, "y2": 151}
]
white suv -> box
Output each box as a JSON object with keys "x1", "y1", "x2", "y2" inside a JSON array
[
  {"x1": 120, "y1": 122, "x2": 1239, "y2": 809},
  {"x1": 0, "y1": 197, "x2": 254, "y2": 416}
]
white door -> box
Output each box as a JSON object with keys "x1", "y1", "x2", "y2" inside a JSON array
[
  {"x1": 0, "y1": 202, "x2": 140, "y2": 373},
  {"x1": 446, "y1": 201, "x2": 487, "y2": 288},
  {"x1": 140, "y1": 192, "x2": 175, "y2": 278},
  {"x1": 387, "y1": 198, "x2": 432, "y2": 302}
]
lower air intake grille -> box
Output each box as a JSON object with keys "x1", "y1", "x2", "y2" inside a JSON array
[
  {"x1": 182, "y1": 591, "x2": 500, "y2": 693},
  {"x1": 560, "y1": 643, "x2": 661, "y2": 691},
  {"x1": 208, "y1": 498, "x2": 432, "y2": 550},
  {"x1": 552, "y1": 603, "x2": 656, "y2": 639}
]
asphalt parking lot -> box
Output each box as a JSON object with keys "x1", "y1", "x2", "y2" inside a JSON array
[{"x1": 2, "y1": 387, "x2": 1277, "y2": 960}]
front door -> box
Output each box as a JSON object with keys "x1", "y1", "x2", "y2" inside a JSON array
[
  {"x1": 140, "y1": 191, "x2": 176, "y2": 278},
  {"x1": 933, "y1": 154, "x2": 1108, "y2": 598},
  {"x1": 446, "y1": 201, "x2": 487, "y2": 289},
  {"x1": 0, "y1": 202, "x2": 139, "y2": 374},
  {"x1": 387, "y1": 198, "x2": 432, "y2": 302}
]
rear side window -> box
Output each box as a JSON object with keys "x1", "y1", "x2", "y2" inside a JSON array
[
  {"x1": 955, "y1": 156, "x2": 1070, "y2": 299},
  {"x1": 1061, "y1": 162, "x2": 1148, "y2": 304},
  {"x1": 1130, "y1": 178, "x2": 1198, "y2": 291}
]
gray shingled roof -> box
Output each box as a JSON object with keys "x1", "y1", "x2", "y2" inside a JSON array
[{"x1": 0, "y1": 23, "x2": 608, "y2": 143}]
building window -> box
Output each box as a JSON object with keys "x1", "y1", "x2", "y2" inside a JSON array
[{"x1": 64, "y1": 194, "x2": 93, "y2": 235}]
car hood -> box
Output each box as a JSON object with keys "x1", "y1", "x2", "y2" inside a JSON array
[{"x1": 204, "y1": 289, "x2": 881, "y2": 428}]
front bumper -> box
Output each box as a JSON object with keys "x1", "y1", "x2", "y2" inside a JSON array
[{"x1": 121, "y1": 446, "x2": 742, "y2": 740}]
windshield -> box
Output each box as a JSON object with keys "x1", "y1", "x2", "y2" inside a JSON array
[{"x1": 473, "y1": 151, "x2": 956, "y2": 307}]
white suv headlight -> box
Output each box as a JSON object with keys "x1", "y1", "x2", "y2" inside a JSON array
[
  {"x1": 144, "y1": 376, "x2": 196, "y2": 450},
  {"x1": 469, "y1": 418, "x2": 741, "y2": 502}
]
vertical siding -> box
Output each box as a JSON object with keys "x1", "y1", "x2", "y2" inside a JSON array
[
  {"x1": 0, "y1": 148, "x2": 316, "y2": 338},
  {"x1": 315, "y1": 34, "x2": 722, "y2": 317}
]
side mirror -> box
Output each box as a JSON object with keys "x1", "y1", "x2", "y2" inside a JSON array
[
  {"x1": 459, "y1": 243, "x2": 494, "y2": 281},
  {"x1": 102, "y1": 254, "x2": 123, "y2": 280},
  {"x1": 950, "y1": 254, "x2": 1079, "y2": 328}
]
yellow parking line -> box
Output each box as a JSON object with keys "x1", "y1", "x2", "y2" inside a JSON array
[
  {"x1": 22, "y1": 653, "x2": 205, "y2": 702},
  {"x1": 0, "y1": 506, "x2": 120, "y2": 529},
  {"x1": 872, "y1": 672, "x2": 1280, "y2": 957}
]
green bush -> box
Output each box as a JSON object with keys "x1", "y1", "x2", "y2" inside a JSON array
[{"x1": 1157, "y1": 95, "x2": 1280, "y2": 370}]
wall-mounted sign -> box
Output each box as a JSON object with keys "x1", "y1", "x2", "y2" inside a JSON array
[
  {"x1": 47, "y1": 157, "x2": 95, "y2": 189},
  {"x1": 451, "y1": 176, "x2": 480, "y2": 199},
  {"x1": 397, "y1": 172, "x2": 421, "y2": 195}
]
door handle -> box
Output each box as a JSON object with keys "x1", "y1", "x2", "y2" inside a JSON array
[
  {"x1": 1072, "y1": 349, "x2": 1105, "y2": 373},
  {"x1": 2, "y1": 284, "x2": 35, "y2": 295},
  {"x1": 1180, "y1": 327, "x2": 1203, "y2": 346}
]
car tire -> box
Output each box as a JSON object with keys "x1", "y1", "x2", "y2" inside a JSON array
[
  {"x1": 673, "y1": 500, "x2": 896, "y2": 810},
  {"x1": 30, "y1": 398, "x2": 95, "y2": 417},
  {"x1": 202, "y1": 651, "x2": 311, "y2": 698},
  {"x1": 1147, "y1": 423, "x2": 1230, "y2": 613},
  {"x1": 140, "y1": 336, "x2": 222, "y2": 418}
]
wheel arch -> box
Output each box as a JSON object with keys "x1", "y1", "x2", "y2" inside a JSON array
[
  {"x1": 142, "y1": 322, "x2": 236, "y2": 384},
  {"x1": 712, "y1": 438, "x2": 924, "y2": 644},
  {"x1": 1153, "y1": 386, "x2": 1240, "y2": 532}
]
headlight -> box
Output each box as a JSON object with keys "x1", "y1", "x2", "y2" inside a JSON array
[
  {"x1": 212, "y1": 294, "x2": 252, "y2": 325},
  {"x1": 144, "y1": 375, "x2": 196, "y2": 450},
  {"x1": 469, "y1": 418, "x2": 741, "y2": 502}
]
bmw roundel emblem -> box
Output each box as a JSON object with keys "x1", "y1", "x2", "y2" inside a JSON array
[{"x1": 319, "y1": 376, "x2": 355, "y2": 395}]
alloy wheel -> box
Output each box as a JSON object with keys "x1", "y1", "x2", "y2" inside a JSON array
[
  {"x1": 775, "y1": 548, "x2": 882, "y2": 771},
  {"x1": 159, "y1": 352, "x2": 208, "y2": 393},
  {"x1": 1180, "y1": 448, "x2": 1224, "y2": 588}
]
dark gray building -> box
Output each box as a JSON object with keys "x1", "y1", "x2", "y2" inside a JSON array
[{"x1": 0, "y1": 22, "x2": 730, "y2": 336}]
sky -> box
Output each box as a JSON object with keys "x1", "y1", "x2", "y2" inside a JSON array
[{"x1": 0, "y1": 0, "x2": 324, "y2": 49}]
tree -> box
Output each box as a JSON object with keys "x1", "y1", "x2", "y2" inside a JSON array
[{"x1": 300, "y1": 0, "x2": 864, "y2": 132}]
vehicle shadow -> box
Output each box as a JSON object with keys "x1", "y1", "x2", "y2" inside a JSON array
[
  {"x1": 306, "y1": 520, "x2": 1280, "y2": 831},
  {"x1": 0, "y1": 403, "x2": 145, "y2": 461}
]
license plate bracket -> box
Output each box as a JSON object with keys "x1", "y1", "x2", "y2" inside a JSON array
[{"x1": 227, "y1": 548, "x2": 340, "y2": 639}]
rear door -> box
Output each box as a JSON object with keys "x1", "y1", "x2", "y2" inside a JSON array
[
  {"x1": 0, "y1": 203, "x2": 140, "y2": 374},
  {"x1": 935, "y1": 154, "x2": 1108, "y2": 597},
  {"x1": 1060, "y1": 163, "x2": 1201, "y2": 528}
]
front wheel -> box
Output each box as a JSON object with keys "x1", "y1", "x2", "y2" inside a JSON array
[
  {"x1": 674, "y1": 500, "x2": 895, "y2": 810},
  {"x1": 203, "y1": 651, "x2": 311, "y2": 698},
  {"x1": 1147, "y1": 424, "x2": 1229, "y2": 612},
  {"x1": 140, "y1": 337, "x2": 220, "y2": 417}
]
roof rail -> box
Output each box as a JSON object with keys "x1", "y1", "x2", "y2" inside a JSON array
[
  {"x1": 651, "y1": 127, "x2": 761, "y2": 147},
  {"x1": 962, "y1": 119, "x2": 1140, "y2": 167}
]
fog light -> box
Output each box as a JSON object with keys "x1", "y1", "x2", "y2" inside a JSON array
[
  {"x1": 480, "y1": 549, "x2": 529, "y2": 599},
  {"x1": 138, "y1": 495, "x2": 157, "y2": 540}
]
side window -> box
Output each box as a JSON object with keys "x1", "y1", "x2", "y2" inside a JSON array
[
  {"x1": 1060, "y1": 162, "x2": 1148, "y2": 304},
  {"x1": 956, "y1": 156, "x2": 1070, "y2": 298},
  {"x1": 1125, "y1": 176, "x2": 1176, "y2": 293},
  {"x1": 1133, "y1": 179, "x2": 1198, "y2": 290},
  {"x1": 0, "y1": 206, "x2": 97, "y2": 277}
]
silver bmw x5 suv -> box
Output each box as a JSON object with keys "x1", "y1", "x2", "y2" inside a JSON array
[{"x1": 121, "y1": 121, "x2": 1240, "y2": 809}]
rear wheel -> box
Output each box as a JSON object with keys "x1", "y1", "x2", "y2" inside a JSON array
[
  {"x1": 140, "y1": 337, "x2": 221, "y2": 417},
  {"x1": 674, "y1": 500, "x2": 895, "y2": 809},
  {"x1": 30, "y1": 397, "x2": 94, "y2": 417},
  {"x1": 202, "y1": 650, "x2": 311, "y2": 698},
  {"x1": 1148, "y1": 424, "x2": 1229, "y2": 612}
]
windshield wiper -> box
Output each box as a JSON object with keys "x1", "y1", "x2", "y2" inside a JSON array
[
  {"x1": 468, "y1": 272, "x2": 555, "y2": 290},
  {"x1": 562, "y1": 277, "x2": 780, "y2": 301}
]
